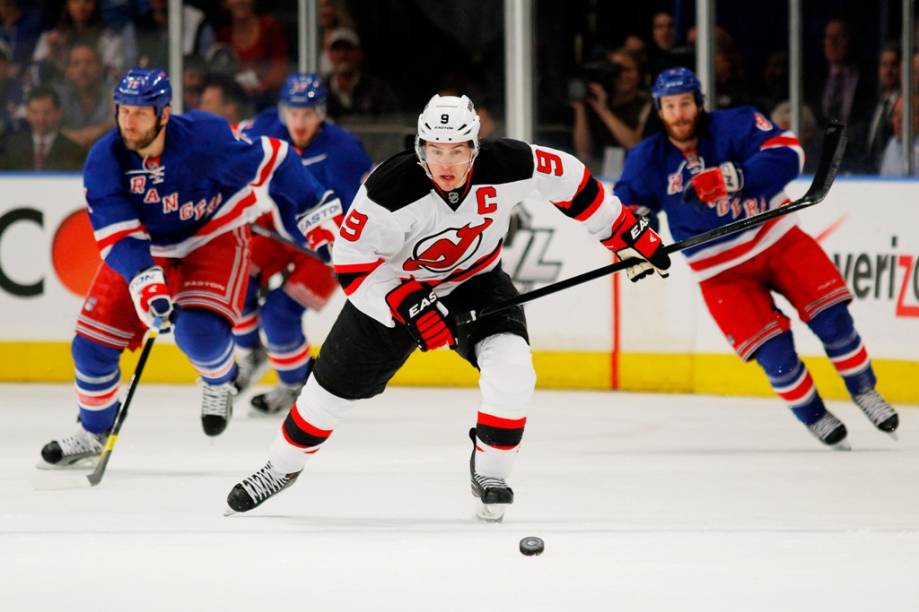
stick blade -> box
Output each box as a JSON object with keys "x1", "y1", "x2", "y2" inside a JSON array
[{"x1": 803, "y1": 120, "x2": 847, "y2": 204}]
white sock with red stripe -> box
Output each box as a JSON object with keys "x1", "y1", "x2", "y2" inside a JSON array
[
  {"x1": 473, "y1": 334, "x2": 536, "y2": 478},
  {"x1": 269, "y1": 376, "x2": 353, "y2": 473}
]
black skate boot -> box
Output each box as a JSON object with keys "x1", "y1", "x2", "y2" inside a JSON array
[
  {"x1": 468, "y1": 428, "x2": 514, "y2": 522},
  {"x1": 806, "y1": 410, "x2": 850, "y2": 450},
  {"x1": 233, "y1": 345, "x2": 269, "y2": 394},
  {"x1": 201, "y1": 381, "x2": 237, "y2": 436},
  {"x1": 250, "y1": 382, "x2": 303, "y2": 417},
  {"x1": 853, "y1": 389, "x2": 899, "y2": 437},
  {"x1": 39, "y1": 426, "x2": 107, "y2": 469},
  {"x1": 225, "y1": 461, "x2": 301, "y2": 514}
]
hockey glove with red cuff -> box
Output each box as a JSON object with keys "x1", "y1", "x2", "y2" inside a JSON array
[
  {"x1": 297, "y1": 191, "x2": 344, "y2": 262},
  {"x1": 602, "y1": 206, "x2": 671, "y2": 282},
  {"x1": 386, "y1": 280, "x2": 456, "y2": 351},
  {"x1": 683, "y1": 162, "x2": 743, "y2": 205},
  {"x1": 128, "y1": 266, "x2": 173, "y2": 330}
]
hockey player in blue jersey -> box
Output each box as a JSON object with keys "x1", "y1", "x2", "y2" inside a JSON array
[
  {"x1": 39, "y1": 69, "x2": 342, "y2": 468},
  {"x1": 614, "y1": 67, "x2": 898, "y2": 449},
  {"x1": 231, "y1": 73, "x2": 373, "y2": 416}
]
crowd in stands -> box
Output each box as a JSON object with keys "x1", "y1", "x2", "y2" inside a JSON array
[{"x1": 0, "y1": 1, "x2": 916, "y2": 177}]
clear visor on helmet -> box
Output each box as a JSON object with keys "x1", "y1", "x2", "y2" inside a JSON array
[{"x1": 418, "y1": 140, "x2": 476, "y2": 167}]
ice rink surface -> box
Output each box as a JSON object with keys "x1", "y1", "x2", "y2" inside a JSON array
[{"x1": 1, "y1": 383, "x2": 917, "y2": 612}]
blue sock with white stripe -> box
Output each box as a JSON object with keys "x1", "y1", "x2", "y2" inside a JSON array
[
  {"x1": 807, "y1": 303, "x2": 876, "y2": 396},
  {"x1": 262, "y1": 289, "x2": 312, "y2": 385},
  {"x1": 754, "y1": 333, "x2": 826, "y2": 425},
  {"x1": 72, "y1": 334, "x2": 122, "y2": 433}
]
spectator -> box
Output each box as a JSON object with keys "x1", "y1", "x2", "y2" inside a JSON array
[
  {"x1": 318, "y1": 0, "x2": 353, "y2": 77},
  {"x1": 199, "y1": 74, "x2": 250, "y2": 125},
  {"x1": 806, "y1": 18, "x2": 874, "y2": 172},
  {"x1": 879, "y1": 94, "x2": 919, "y2": 177},
  {"x1": 770, "y1": 100, "x2": 818, "y2": 172},
  {"x1": 0, "y1": 85, "x2": 84, "y2": 170},
  {"x1": 809, "y1": 18, "x2": 873, "y2": 128},
  {"x1": 755, "y1": 51, "x2": 788, "y2": 116},
  {"x1": 324, "y1": 27, "x2": 400, "y2": 119},
  {"x1": 712, "y1": 29, "x2": 749, "y2": 109},
  {"x1": 54, "y1": 41, "x2": 114, "y2": 149},
  {"x1": 0, "y1": 0, "x2": 43, "y2": 77},
  {"x1": 182, "y1": 54, "x2": 207, "y2": 110},
  {"x1": 623, "y1": 33, "x2": 647, "y2": 77},
  {"x1": 31, "y1": 0, "x2": 129, "y2": 82},
  {"x1": 216, "y1": 0, "x2": 289, "y2": 105},
  {"x1": 0, "y1": 39, "x2": 25, "y2": 138},
  {"x1": 571, "y1": 48, "x2": 652, "y2": 174},
  {"x1": 865, "y1": 45, "x2": 901, "y2": 173},
  {"x1": 135, "y1": 0, "x2": 215, "y2": 70},
  {"x1": 646, "y1": 11, "x2": 688, "y2": 81},
  {"x1": 651, "y1": 11, "x2": 675, "y2": 54}
]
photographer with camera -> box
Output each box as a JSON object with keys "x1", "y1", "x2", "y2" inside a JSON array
[{"x1": 571, "y1": 48, "x2": 652, "y2": 176}]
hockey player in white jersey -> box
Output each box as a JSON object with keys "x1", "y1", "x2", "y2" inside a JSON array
[{"x1": 225, "y1": 94, "x2": 670, "y2": 521}]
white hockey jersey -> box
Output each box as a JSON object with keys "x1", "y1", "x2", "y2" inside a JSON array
[{"x1": 332, "y1": 139, "x2": 623, "y2": 327}]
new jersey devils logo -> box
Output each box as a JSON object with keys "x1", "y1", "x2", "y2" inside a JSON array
[{"x1": 403, "y1": 218, "x2": 493, "y2": 272}]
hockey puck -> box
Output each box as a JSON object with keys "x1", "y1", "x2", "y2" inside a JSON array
[{"x1": 519, "y1": 536, "x2": 544, "y2": 556}]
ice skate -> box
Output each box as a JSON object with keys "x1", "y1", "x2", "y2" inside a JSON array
[
  {"x1": 225, "y1": 461, "x2": 301, "y2": 515},
  {"x1": 233, "y1": 345, "x2": 269, "y2": 394},
  {"x1": 469, "y1": 428, "x2": 513, "y2": 522},
  {"x1": 201, "y1": 381, "x2": 237, "y2": 436},
  {"x1": 250, "y1": 382, "x2": 303, "y2": 417},
  {"x1": 806, "y1": 410, "x2": 851, "y2": 450},
  {"x1": 38, "y1": 425, "x2": 107, "y2": 469},
  {"x1": 853, "y1": 389, "x2": 899, "y2": 438}
]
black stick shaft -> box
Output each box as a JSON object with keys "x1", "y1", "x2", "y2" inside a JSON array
[
  {"x1": 249, "y1": 223, "x2": 326, "y2": 264},
  {"x1": 458, "y1": 121, "x2": 846, "y2": 326}
]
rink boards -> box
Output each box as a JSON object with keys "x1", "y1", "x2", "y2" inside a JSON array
[{"x1": 0, "y1": 173, "x2": 917, "y2": 403}]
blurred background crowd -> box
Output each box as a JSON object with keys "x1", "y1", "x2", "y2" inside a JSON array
[{"x1": 0, "y1": 0, "x2": 916, "y2": 177}]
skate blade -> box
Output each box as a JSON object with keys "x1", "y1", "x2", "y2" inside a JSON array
[
  {"x1": 832, "y1": 439, "x2": 852, "y2": 451},
  {"x1": 474, "y1": 500, "x2": 507, "y2": 523},
  {"x1": 31, "y1": 469, "x2": 94, "y2": 490},
  {"x1": 886, "y1": 431, "x2": 899, "y2": 442},
  {"x1": 34, "y1": 456, "x2": 98, "y2": 471},
  {"x1": 223, "y1": 506, "x2": 238, "y2": 517}
]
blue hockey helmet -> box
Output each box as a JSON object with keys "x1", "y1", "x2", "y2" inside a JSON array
[
  {"x1": 652, "y1": 67, "x2": 703, "y2": 109},
  {"x1": 280, "y1": 72, "x2": 327, "y2": 108},
  {"x1": 113, "y1": 68, "x2": 172, "y2": 116}
]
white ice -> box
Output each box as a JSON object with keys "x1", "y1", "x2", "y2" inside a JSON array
[{"x1": 1, "y1": 383, "x2": 917, "y2": 612}]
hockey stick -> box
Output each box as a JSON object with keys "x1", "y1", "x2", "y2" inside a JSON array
[
  {"x1": 85, "y1": 319, "x2": 162, "y2": 486},
  {"x1": 249, "y1": 223, "x2": 327, "y2": 264},
  {"x1": 457, "y1": 120, "x2": 846, "y2": 326}
]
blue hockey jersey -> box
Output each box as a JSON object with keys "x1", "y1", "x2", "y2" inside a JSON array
[
  {"x1": 83, "y1": 111, "x2": 330, "y2": 282},
  {"x1": 614, "y1": 106, "x2": 804, "y2": 280},
  {"x1": 239, "y1": 107, "x2": 372, "y2": 209}
]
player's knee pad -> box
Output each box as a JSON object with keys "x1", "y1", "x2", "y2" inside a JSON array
[
  {"x1": 476, "y1": 333, "x2": 536, "y2": 418},
  {"x1": 753, "y1": 332, "x2": 800, "y2": 380},
  {"x1": 807, "y1": 302, "x2": 856, "y2": 348},
  {"x1": 71, "y1": 334, "x2": 121, "y2": 374},
  {"x1": 261, "y1": 289, "x2": 306, "y2": 338},
  {"x1": 175, "y1": 308, "x2": 233, "y2": 362}
]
